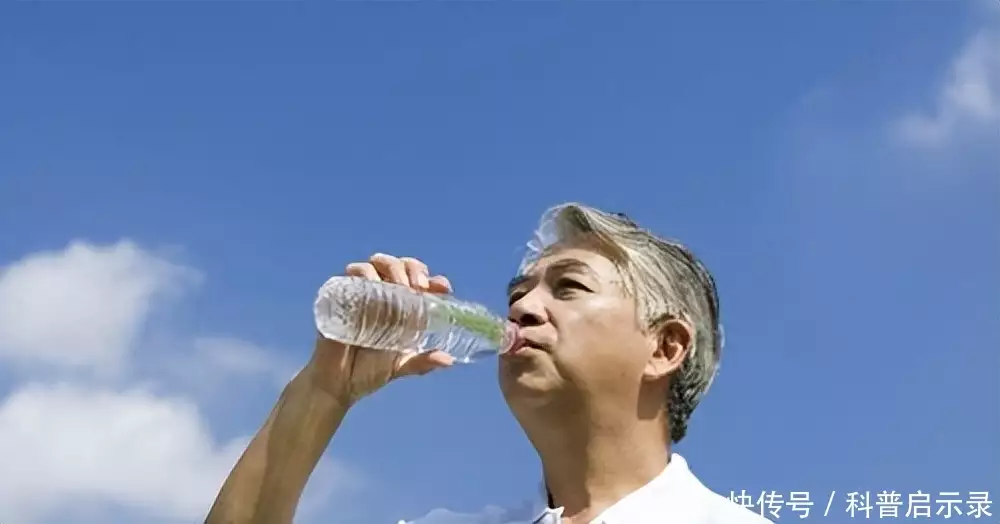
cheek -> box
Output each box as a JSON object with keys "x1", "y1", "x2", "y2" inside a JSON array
[{"x1": 558, "y1": 308, "x2": 648, "y2": 373}]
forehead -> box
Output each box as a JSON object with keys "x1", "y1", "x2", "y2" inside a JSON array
[
  {"x1": 525, "y1": 247, "x2": 617, "y2": 276},
  {"x1": 509, "y1": 247, "x2": 624, "y2": 297}
]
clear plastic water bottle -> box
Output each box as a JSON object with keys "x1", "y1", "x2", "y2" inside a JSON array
[{"x1": 314, "y1": 275, "x2": 518, "y2": 363}]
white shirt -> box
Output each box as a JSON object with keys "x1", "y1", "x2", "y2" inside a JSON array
[{"x1": 401, "y1": 453, "x2": 773, "y2": 524}]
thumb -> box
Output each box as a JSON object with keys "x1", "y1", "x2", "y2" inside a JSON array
[{"x1": 394, "y1": 350, "x2": 455, "y2": 378}]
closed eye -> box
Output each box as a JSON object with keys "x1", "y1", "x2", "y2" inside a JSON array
[
  {"x1": 508, "y1": 290, "x2": 525, "y2": 306},
  {"x1": 554, "y1": 278, "x2": 591, "y2": 295}
]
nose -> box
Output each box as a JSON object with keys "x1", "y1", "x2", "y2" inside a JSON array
[{"x1": 508, "y1": 290, "x2": 548, "y2": 327}]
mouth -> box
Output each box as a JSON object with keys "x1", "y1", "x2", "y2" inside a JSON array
[
  {"x1": 507, "y1": 338, "x2": 527, "y2": 355},
  {"x1": 503, "y1": 332, "x2": 546, "y2": 357}
]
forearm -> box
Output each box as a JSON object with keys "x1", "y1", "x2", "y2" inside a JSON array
[{"x1": 205, "y1": 363, "x2": 350, "y2": 524}]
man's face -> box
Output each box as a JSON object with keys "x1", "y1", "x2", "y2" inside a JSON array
[{"x1": 498, "y1": 245, "x2": 655, "y2": 410}]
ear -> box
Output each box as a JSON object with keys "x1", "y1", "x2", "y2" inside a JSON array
[{"x1": 643, "y1": 318, "x2": 692, "y2": 381}]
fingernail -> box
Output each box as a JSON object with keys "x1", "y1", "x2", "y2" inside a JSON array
[{"x1": 417, "y1": 273, "x2": 429, "y2": 289}]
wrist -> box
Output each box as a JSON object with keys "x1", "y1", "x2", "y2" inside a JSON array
[{"x1": 302, "y1": 354, "x2": 355, "y2": 408}]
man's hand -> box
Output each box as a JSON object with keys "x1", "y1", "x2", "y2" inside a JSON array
[
  {"x1": 205, "y1": 252, "x2": 454, "y2": 524},
  {"x1": 309, "y1": 253, "x2": 456, "y2": 404}
]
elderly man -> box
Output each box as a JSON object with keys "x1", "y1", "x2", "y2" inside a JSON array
[{"x1": 205, "y1": 203, "x2": 771, "y2": 524}]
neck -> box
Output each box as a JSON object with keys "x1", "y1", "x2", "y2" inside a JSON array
[{"x1": 523, "y1": 402, "x2": 670, "y2": 522}]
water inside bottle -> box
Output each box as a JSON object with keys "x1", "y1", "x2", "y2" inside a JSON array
[
  {"x1": 314, "y1": 276, "x2": 518, "y2": 363},
  {"x1": 417, "y1": 294, "x2": 518, "y2": 362}
]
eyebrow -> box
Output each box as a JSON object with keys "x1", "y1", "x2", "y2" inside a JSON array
[{"x1": 506, "y1": 259, "x2": 597, "y2": 297}]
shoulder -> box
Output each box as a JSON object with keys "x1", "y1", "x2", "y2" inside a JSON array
[
  {"x1": 700, "y1": 489, "x2": 775, "y2": 524},
  {"x1": 669, "y1": 454, "x2": 774, "y2": 524}
]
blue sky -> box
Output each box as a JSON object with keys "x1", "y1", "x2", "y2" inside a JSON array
[{"x1": 0, "y1": 3, "x2": 997, "y2": 524}]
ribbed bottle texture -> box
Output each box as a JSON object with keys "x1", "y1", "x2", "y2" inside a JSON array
[{"x1": 314, "y1": 276, "x2": 516, "y2": 363}]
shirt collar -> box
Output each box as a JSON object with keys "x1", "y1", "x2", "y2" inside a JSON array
[{"x1": 529, "y1": 453, "x2": 708, "y2": 524}]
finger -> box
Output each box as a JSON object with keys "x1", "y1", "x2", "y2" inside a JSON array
[
  {"x1": 400, "y1": 257, "x2": 430, "y2": 290},
  {"x1": 369, "y1": 253, "x2": 409, "y2": 285},
  {"x1": 345, "y1": 262, "x2": 380, "y2": 281},
  {"x1": 394, "y1": 350, "x2": 455, "y2": 377},
  {"x1": 423, "y1": 349, "x2": 456, "y2": 366},
  {"x1": 427, "y1": 275, "x2": 453, "y2": 294}
]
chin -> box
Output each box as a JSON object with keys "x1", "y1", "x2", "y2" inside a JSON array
[
  {"x1": 499, "y1": 347, "x2": 564, "y2": 395},
  {"x1": 499, "y1": 367, "x2": 560, "y2": 405}
]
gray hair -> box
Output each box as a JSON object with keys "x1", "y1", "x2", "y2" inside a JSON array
[{"x1": 519, "y1": 202, "x2": 722, "y2": 443}]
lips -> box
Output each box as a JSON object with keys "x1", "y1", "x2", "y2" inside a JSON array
[{"x1": 503, "y1": 331, "x2": 546, "y2": 356}]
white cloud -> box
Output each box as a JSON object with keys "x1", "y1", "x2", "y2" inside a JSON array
[
  {"x1": 401, "y1": 503, "x2": 535, "y2": 524},
  {"x1": 0, "y1": 239, "x2": 353, "y2": 523},
  {"x1": 155, "y1": 336, "x2": 300, "y2": 399},
  {"x1": 895, "y1": 25, "x2": 1000, "y2": 147},
  {"x1": 192, "y1": 336, "x2": 297, "y2": 386},
  {"x1": 0, "y1": 382, "x2": 248, "y2": 524},
  {"x1": 0, "y1": 240, "x2": 198, "y2": 374}
]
